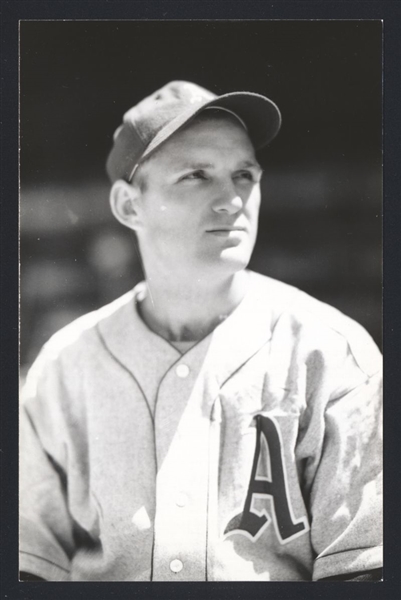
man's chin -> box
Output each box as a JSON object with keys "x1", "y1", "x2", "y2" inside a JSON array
[{"x1": 204, "y1": 249, "x2": 252, "y2": 275}]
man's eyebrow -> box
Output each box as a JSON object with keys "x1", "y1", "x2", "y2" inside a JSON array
[
  {"x1": 238, "y1": 160, "x2": 263, "y2": 171},
  {"x1": 177, "y1": 162, "x2": 214, "y2": 171}
]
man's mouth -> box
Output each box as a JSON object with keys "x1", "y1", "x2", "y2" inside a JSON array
[{"x1": 206, "y1": 226, "x2": 247, "y2": 233}]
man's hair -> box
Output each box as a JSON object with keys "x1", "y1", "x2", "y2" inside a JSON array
[{"x1": 131, "y1": 108, "x2": 250, "y2": 192}]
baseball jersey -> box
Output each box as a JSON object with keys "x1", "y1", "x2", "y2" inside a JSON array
[{"x1": 19, "y1": 271, "x2": 382, "y2": 581}]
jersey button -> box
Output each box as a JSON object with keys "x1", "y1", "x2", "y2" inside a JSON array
[
  {"x1": 170, "y1": 559, "x2": 183, "y2": 573},
  {"x1": 176, "y1": 492, "x2": 188, "y2": 507},
  {"x1": 176, "y1": 364, "x2": 190, "y2": 378}
]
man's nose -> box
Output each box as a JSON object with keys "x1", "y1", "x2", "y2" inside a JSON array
[{"x1": 212, "y1": 180, "x2": 243, "y2": 215}]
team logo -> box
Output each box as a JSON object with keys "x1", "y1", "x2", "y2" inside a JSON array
[{"x1": 224, "y1": 415, "x2": 309, "y2": 544}]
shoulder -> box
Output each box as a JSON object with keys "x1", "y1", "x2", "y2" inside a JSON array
[
  {"x1": 248, "y1": 271, "x2": 381, "y2": 377},
  {"x1": 22, "y1": 289, "x2": 138, "y2": 395},
  {"x1": 45, "y1": 289, "x2": 136, "y2": 356}
]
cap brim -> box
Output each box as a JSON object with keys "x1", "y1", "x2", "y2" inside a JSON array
[{"x1": 141, "y1": 91, "x2": 281, "y2": 165}]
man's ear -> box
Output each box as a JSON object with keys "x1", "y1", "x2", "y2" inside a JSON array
[{"x1": 109, "y1": 180, "x2": 142, "y2": 231}]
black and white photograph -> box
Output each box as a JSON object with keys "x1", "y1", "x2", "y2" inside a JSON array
[{"x1": 18, "y1": 19, "x2": 383, "y2": 583}]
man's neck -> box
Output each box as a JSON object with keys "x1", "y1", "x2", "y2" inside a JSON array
[{"x1": 138, "y1": 270, "x2": 249, "y2": 342}]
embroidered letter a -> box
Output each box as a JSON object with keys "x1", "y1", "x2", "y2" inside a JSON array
[{"x1": 224, "y1": 415, "x2": 309, "y2": 544}]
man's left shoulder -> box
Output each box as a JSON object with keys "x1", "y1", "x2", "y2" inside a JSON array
[{"x1": 248, "y1": 271, "x2": 381, "y2": 377}]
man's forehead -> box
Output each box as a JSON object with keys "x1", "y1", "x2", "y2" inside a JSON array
[{"x1": 155, "y1": 147, "x2": 261, "y2": 174}]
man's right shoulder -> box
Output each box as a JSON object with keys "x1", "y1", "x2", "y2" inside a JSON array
[{"x1": 35, "y1": 289, "x2": 137, "y2": 365}]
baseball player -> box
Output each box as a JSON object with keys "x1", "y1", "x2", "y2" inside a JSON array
[{"x1": 20, "y1": 81, "x2": 382, "y2": 582}]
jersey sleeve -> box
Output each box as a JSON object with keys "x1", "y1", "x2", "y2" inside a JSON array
[
  {"x1": 308, "y1": 325, "x2": 383, "y2": 581},
  {"x1": 19, "y1": 350, "x2": 76, "y2": 581}
]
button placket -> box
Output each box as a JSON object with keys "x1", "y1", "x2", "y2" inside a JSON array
[
  {"x1": 152, "y1": 344, "x2": 213, "y2": 581},
  {"x1": 153, "y1": 395, "x2": 210, "y2": 579}
]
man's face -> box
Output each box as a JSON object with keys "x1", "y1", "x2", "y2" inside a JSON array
[{"x1": 134, "y1": 116, "x2": 262, "y2": 279}]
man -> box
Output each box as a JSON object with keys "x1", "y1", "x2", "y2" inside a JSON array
[{"x1": 20, "y1": 81, "x2": 382, "y2": 581}]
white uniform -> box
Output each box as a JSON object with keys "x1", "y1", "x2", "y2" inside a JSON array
[{"x1": 19, "y1": 271, "x2": 382, "y2": 581}]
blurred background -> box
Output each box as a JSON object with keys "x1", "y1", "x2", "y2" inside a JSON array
[{"x1": 20, "y1": 20, "x2": 382, "y2": 374}]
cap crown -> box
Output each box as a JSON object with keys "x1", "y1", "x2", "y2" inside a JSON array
[{"x1": 124, "y1": 81, "x2": 216, "y2": 144}]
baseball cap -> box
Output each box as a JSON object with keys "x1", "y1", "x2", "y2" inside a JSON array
[{"x1": 106, "y1": 80, "x2": 281, "y2": 183}]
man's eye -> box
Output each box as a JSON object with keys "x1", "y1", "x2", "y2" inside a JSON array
[
  {"x1": 235, "y1": 171, "x2": 256, "y2": 182},
  {"x1": 183, "y1": 170, "x2": 207, "y2": 180}
]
